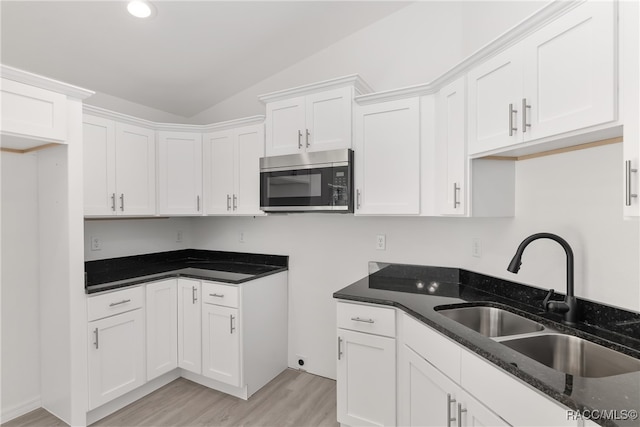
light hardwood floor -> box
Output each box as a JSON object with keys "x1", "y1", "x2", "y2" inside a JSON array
[{"x1": 3, "y1": 369, "x2": 339, "y2": 427}]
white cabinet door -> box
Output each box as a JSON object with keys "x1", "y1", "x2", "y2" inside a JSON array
[
  {"x1": 146, "y1": 280, "x2": 177, "y2": 381},
  {"x1": 158, "y1": 131, "x2": 203, "y2": 215},
  {"x1": 354, "y1": 98, "x2": 420, "y2": 215},
  {"x1": 234, "y1": 124, "x2": 264, "y2": 215},
  {"x1": 522, "y1": 0, "x2": 616, "y2": 142},
  {"x1": 337, "y1": 328, "x2": 396, "y2": 427},
  {"x1": 0, "y1": 78, "x2": 67, "y2": 143},
  {"x1": 83, "y1": 115, "x2": 116, "y2": 216},
  {"x1": 202, "y1": 304, "x2": 241, "y2": 387},
  {"x1": 265, "y1": 96, "x2": 305, "y2": 156},
  {"x1": 177, "y1": 279, "x2": 201, "y2": 374},
  {"x1": 115, "y1": 123, "x2": 156, "y2": 216},
  {"x1": 203, "y1": 130, "x2": 235, "y2": 214},
  {"x1": 88, "y1": 309, "x2": 145, "y2": 410},
  {"x1": 305, "y1": 87, "x2": 352, "y2": 152},
  {"x1": 467, "y1": 45, "x2": 523, "y2": 155},
  {"x1": 436, "y1": 77, "x2": 467, "y2": 216}
]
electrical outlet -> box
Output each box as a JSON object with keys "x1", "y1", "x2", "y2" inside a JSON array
[
  {"x1": 376, "y1": 234, "x2": 386, "y2": 250},
  {"x1": 176, "y1": 230, "x2": 183, "y2": 243},
  {"x1": 91, "y1": 236, "x2": 102, "y2": 251},
  {"x1": 472, "y1": 238, "x2": 482, "y2": 258},
  {"x1": 239, "y1": 231, "x2": 245, "y2": 243},
  {"x1": 296, "y1": 355, "x2": 307, "y2": 371}
]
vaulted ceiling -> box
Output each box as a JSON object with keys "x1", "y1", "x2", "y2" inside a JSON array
[{"x1": 1, "y1": 1, "x2": 411, "y2": 118}]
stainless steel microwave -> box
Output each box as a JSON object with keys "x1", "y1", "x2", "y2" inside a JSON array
[{"x1": 259, "y1": 149, "x2": 354, "y2": 213}]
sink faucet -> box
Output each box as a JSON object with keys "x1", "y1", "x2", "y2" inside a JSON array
[{"x1": 507, "y1": 232, "x2": 578, "y2": 324}]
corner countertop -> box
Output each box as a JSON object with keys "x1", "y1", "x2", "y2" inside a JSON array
[
  {"x1": 333, "y1": 262, "x2": 640, "y2": 427},
  {"x1": 85, "y1": 249, "x2": 288, "y2": 294}
]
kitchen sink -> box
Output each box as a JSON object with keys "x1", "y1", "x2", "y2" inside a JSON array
[
  {"x1": 436, "y1": 305, "x2": 544, "y2": 338},
  {"x1": 501, "y1": 334, "x2": 640, "y2": 378}
]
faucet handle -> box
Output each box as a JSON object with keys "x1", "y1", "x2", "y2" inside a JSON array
[{"x1": 542, "y1": 289, "x2": 555, "y2": 309}]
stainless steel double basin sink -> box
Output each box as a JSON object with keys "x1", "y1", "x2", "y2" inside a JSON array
[{"x1": 436, "y1": 305, "x2": 640, "y2": 378}]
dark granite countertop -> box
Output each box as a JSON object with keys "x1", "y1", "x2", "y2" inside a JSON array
[
  {"x1": 333, "y1": 262, "x2": 640, "y2": 427},
  {"x1": 85, "y1": 249, "x2": 288, "y2": 294}
]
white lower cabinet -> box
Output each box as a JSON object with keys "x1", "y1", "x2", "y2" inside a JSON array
[
  {"x1": 177, "y1": 278, "x2": 202, "y2": 374},
  {"x1": 399, "y1": 344, "x2": 507, "y2": 427},
  {"x1": 336, "y1": 302, "x2": 396, "y2": 426},
  {"x1": 146, "y1": 279, "x2": 178, "y2": 380},
  {"x1": 202, "y1": 302, "x2": 241, "y2": 386},
  {"x1": 87, "y1": 288, "x2": 145, "y2": 410}
]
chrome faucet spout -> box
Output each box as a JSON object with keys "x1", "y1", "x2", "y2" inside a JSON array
[{"x1": 507, "y1": 232, "x2": 577, "y2": 324}]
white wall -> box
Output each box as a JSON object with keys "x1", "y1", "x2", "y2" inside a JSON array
[
  {"x1": 1, "y1": 152, "x2": 41, "y2": 420},
  {"x1": 85, "y1": 92, "x2": 190, "y2": 124},
  {"x1": 188, "y1": 143, "x2": 639, "y2": 380},
  {"x1": 84, "y1": 218, "x2": 193, "y2": 261}
]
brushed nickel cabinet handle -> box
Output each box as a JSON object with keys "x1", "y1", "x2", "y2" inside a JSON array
[
  {"x1": 457, "y1": 403, "x2": 467, "y2": 427},
  {"x1": 197, "y1": 195, "x2": 201, "y2": 212},
  {"x1": 626, "y1": 160, "x2": 638, "y2": 206},
  {"x1": 306, "y1": 129, "x2": 310, "y2": 148},
  {"x1": 447, "y1": 394, "x2": 456, "y2": 427},
  {"x1": 120, "y1": 193, "x2": 125, "y2": 212},
  {"x1": 337, "y1": 336, "x2": 343, "y2": 360},
  {"x1": 109, "y1": 299, "x2": 131, "y2": 307},
  {"x1": 350, "y1": 316, "x2": 374, "y2": 324},
  {"x1": 192, "y1": 286, "x2": 197, "y2": 304},
  {"x1": 233, "y1": 194, "x2": 237, "y2": 211},
  {"x1": 522, "y1": 98, "x2": 531, "y2": 132},
  {"x1": 508, "y1": 103, "x2": 518, "y2": 136},
  {"x1": 356, "y1": 189, "x2": 361, "y2": 209},
  {"x1": 230, "y1": 314, "x2": 236, "y2": 334},
  {"x1": 209, "y1": 293, "x2": 224, "y2": 298},
  {"x1": 226, "y1": 194, "x2": 231, "y2": 211},
  {"x1": 94, "y1": 327, "x2": 99, "y2": 349},
  {"x1": 111, "y1": 193, "x2": 116, "y2": 212},
  {"x1": 453, "y1": 183, "x2": 461, "y2": 208},
  {"x1": 298, "y1": 130, "x2": 302, "y2": 149}
]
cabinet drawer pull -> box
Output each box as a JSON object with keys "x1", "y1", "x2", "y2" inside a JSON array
[
  {"x1": 453, "y1": 183, "x2": 460, "y2": 208},
  {"x1": 625, "y1": 160, "x2": 638, "y2": 206},
  {"x1": 109, "y1": 299, "x2": 131, "y2": 307},
  {"x1": 447, "y1": 394, "x2": 456, "y2": 427},
  {"x1": 338, "y1": 336, "x2": 343, "y2": 360},
  {"x1": 230, "y1": 314, "x2": 236, "y2": 334},
  {"x1": 350, "y1": 316, "x2": 374, "y2": 324},
  {"x1": 111, "y1": 193, "x2": 116, "y2": 212},
  {"x1": 457, "y1": 403, "x2": 467, "y2": 427},
  {"x1": 192, "y1": 286, "x2": 198, "y2": 304},
  {"x1": 233, "y1": 194, "x2": 237, "y2": 211},
  {"x1": 226, "y1": 194, "x2": 231, "y2": 211},
  {"x1": 305, "y1": 129, "x2": 310, "y2": 148},
  {"x1": 209, "y1": 293, "x2": 224, "y2": 298},
  {"x1": 522, "y1": 98, "x2": 531, "y2": 132},
  {"x1": 508, "y1": 103, "x2": 518, "y2": 136},
  {"x1": 197, "y1": 195, "x2": 201, "y2": 212},
  {"x1": 94, "y1": 327, "x2": 99, "y2": 349},
  {"x1": 298, "y1": 130, "x2": 302, "y2": 149},
  {"x1": 119, "y1": 193, "x2": 125, "y2": 212}
]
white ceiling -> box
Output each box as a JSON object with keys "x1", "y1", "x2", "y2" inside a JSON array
[{"x1": 1, "y1": 1, "x2": 411, "y2": 118}]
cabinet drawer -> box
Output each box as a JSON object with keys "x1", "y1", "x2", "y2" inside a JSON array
[
  {"x1": 202, "y1": 282, "x2": 239, "y2": 308},
  {"x1": 88, "y1": 286, "x2": 144, "y2": 321},
  {"x1": 337, "y1": 302, "x2": 396, "y2": 337},
  {"x1": 402, "y1": 313, "x2": 461, "y2": 383}
]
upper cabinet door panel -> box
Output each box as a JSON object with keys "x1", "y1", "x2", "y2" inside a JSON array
[
  {"x1": 234, "y1": 124, "x2": 264, "y2": 215},
  {"x1": 203, "y1": 130, "x2": 235, "y2": 214},
  {"x1": 158, "y1": 132, "x2": 203, "y2": 215},
  {"x1": 83, "y1": 115, "x2": 116, "y2": 216},
  {"x1": 467, "y1": 46, "x2": 523, "y2": 155},
  {"x1": 522, "y1": 0, "x2": 616, "y2": 141},
  {"x1": 305, "y1": 87, "x2": 352, "y2": 152},
  {"x1": 265, "y1": 97, "x2": 305, "y2": 156},
  {"x1": 1, "y1": 78, "x2": 67, "y2": 143},
  {"x1": 115, "y1": 123, "x2": 156, "y2": 216}
]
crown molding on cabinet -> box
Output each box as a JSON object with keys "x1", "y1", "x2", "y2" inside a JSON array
[
  {"x1": 355, "y1": 0, "x2": 582, "y2": 105},
  {"x1": 83, "y1": 104, "x2": 264, "y2": 132},
  {"x1": 1, "y1": 64, "x2": 94, "y2": 100},
  {"x1": 257, "y1": 74, "x2": 374, "y2": 104}
]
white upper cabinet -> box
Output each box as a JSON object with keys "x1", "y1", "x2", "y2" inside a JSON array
[
  {"x1": 158, "y1": 131, "x2": 203, "y2": 215},
  {"x1": 265, "y1": 87, "x2": 352, "y2": 156},
  {"x1": 203, "y1": 123, "x2": 264, "y2": 215},
  {"x1": 468, "y1": 0, "x2": 616, "y2": 156},
  {"x1": 260, "y1": 75, "x2": 372, "y2": 157},
  {"x1": 354, "y1": 97, "x2": 420, "y2": 215},
  {"x1": 1, "y1": 78, "x2": 67, "y2": 144},
  {"x1": 83, "y1": 115, "x2": 156, "y2": 217}
]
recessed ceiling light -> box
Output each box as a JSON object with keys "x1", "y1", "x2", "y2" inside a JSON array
[{"x1": 127, "y1": 0, "x2": 155, "y2": 19}]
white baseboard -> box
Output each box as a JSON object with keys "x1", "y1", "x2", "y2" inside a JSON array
[{"x1": 1, "y1": 396, "x2": 42, "y2": 424}]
